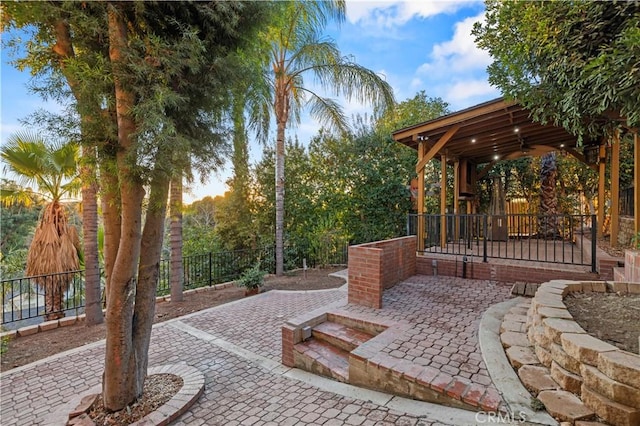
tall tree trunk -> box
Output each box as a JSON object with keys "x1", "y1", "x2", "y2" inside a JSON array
[
  {"x1": 274, "y1": 73, "x2": 289, "y2": 276},
  {"x1": 539, "y1": 152, "x2": 560, "y2": 238},
  {"x1": 133, "y1": 173, "x2": 170, "y2": 391},
  {"x1": 275, "y1": 121, "x2": 285, "y2": 276},
  {"x1": 170, "y1": 176, "x2": 184, "y2": 302},
  {"x1": 103, "y1": 4, "x2": 146, "y2": 410},
  {"x1": 52, "y1": 17, "x2": 103, "y2": 325},
  {"x1": 81, "y1": 145, "x2": 104, "y2": 325}
]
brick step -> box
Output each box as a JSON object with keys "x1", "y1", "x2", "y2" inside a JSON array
[
  {"x1": 293, "y1": 338, "x2": 349, "y2": 383},
  {"x1": 312, "y1": 321, "x2": 375, "y2": 352}
]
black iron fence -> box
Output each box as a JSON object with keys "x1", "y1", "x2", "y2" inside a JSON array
[
  {"x1": 407, "y1": 213, "x2": 596, "y2": 271},
  {"x1": 2, "y1": 242, "x2": 348, "y2": 328}
]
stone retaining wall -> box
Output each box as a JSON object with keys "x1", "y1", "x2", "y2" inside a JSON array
[
  {"x1": 526, "y1": 280, "x2": 640, "y2": 426},
  {"x1": 347, "y1": 236, "x2": 416, "y2": 309}
]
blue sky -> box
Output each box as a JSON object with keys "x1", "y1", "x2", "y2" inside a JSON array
[{"x1": 1, "y1": 1, "x2": 499, "y2": 203}]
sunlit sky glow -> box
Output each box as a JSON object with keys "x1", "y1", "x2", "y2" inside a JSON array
[{"x1": 0, "y1": 1, "x2": 499, "y2": 203}]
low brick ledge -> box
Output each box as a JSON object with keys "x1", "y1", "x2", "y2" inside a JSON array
[
  {"x1": 64, "y1": 363, "x2": 204, "y2": 426},
  {"x1": 1, "y1": 281, "x2": 235, "y2": 341},
  {"x1": 516, "y1": 280, "x2": 640, "y2": 426}
]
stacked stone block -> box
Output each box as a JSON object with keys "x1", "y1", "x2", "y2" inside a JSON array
[{"x1": 517, "y1": 280, "x2": 640, "y2": 426}]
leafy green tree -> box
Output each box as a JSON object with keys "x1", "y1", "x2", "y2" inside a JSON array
[
  {"x1": 1, "y1": 132, "x2": 81, "y2": 320},
  {"x1": 4, "y1": 0, "x2": 269, "y2": 411},
  {"x1": 474, "y1": 1, "x2": 640, "y2": 138},
  {"x1": 264, "y1": 0, "x2": 395, "y2": 275},
  {"x1": 181, "y1": 195, "x2": 222, "y2": 258}
]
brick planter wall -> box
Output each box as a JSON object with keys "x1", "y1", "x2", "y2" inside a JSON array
[
  {"x1": 348, "y1": 236, "x2": 416, "y2": 309},
  {"x1": 416, "y1": 255, "x2": 599, "y2": 284},
  {"x1": 624, "y1": 250, "x2": 640, "y2": 283},
  {"x1": 526, "y1": 280, "x2": 640, "y2": 426}
]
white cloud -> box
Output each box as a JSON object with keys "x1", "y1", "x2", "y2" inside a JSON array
[
  {"x1": 417, "y1": 12, "x2": 490, "y2": 76},
  {"x1": 444, "y1": 79, "x2": 499, "y2": 104},
  {"x1": 346, "y1": 1, "x2": 479, "y2": 28}
]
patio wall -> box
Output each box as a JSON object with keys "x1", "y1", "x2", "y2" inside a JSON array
[
  {"x1": 416, "y1": 255, "x2": 599, "y2": 284},
  {"x1": 348, "y1": 236, "x2": 416, "y2": 309}
]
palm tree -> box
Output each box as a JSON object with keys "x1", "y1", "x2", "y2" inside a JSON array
[
  {"x1": 266, "y1": 0, "x2": 395, "y2": 274},
  {"x1": 1, "y1": 132, "x2": 81, "y2": 320},
  {"x1": 538, "y1": 152, "x2": 560, "y2": 238}
]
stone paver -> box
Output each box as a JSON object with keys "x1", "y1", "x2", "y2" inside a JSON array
[
  {"x1": 335, "y1": 276, "x2": 511, "y2": 400},
  {"x1": 0, "y1": 275, "x2": 513, "y2": 425}
]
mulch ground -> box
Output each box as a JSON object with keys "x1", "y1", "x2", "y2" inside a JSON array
[{"x1": 1, "y1": 267, "x2": 345, "y2": 372}]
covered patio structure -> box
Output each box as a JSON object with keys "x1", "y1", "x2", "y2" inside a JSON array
[{"x1": 392, "y1": 97, "x2": 638, "y2": 275}]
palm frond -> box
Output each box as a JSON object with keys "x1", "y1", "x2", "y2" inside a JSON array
[
  {"x1": 1, "y1": 131, "x2": 80, "y2": 202},
  {"x1": 304, "y1": 91, "x2": 349, "y2": 135}
]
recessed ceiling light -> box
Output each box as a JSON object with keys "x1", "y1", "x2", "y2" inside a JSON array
[
  {"x1": 560, "y1": 143, "x2": 565, "y2": 148},
  {"x1": 494, "y1": 154, "x2": 499, "y2": 160},
  {"x1": 514, "y1": 127, "x2": 520, "y2": 133},
  {"x1": 471, "y1": 138, "x2": 476, "y2": 143}
]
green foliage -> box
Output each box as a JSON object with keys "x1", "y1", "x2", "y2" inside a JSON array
[
  {"x1": 236, "y1": 262, "x2": 265, "y2": 290},
  {"x1": 0, "y1": 187, "x2": 42, "y2": 253},
  {"x1": 474, "y1": 1, "x2": 640, "y2": 139},
  {"x1": 631, "y1": 233, "x2": 640, "y2": 251},
  {"x1": 0, "y1": 248, "x2": 29, "y2": 280},
  {"x1": 1, "y1": 132, "x2": 80, "y2": 203}
]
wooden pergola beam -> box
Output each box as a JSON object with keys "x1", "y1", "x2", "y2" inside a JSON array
[
  {"x1": 610, "y1": 131, "x2": 620, "y2": 247},
  {"x1": 440, "y1": 152, "x2": 447, "y2": 248},
  {"x1": 597, "y1": 143, "x2": 606, "y2": 238},
  {"x1": 394, "y1": 98, "x2": 514, "y2": 141},
  {"x1": 415, "y1": 125, "x2": 460, "y2": 174},
  {"x1": 417, "y1": 140, "x2": 425, "y2": 252},
  {"x1": 635, "y1": 133, "x2": 639, "y2": 235}
]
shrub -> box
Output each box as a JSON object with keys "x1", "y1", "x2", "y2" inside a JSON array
[{"x1": 236, "y1": 263, "x2": 265, "y2": 290}]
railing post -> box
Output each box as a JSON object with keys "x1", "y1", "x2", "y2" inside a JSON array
[
  {"x1": 406, "y1": 214, "x2": 410, "y2": 236},
  {"x1": 483, "y1": 214, "x2": 488, "y2": 263},
  {"x1": 591, "y1": 214, "x2": 597, "y2": 273},
  {"x1": 208, "y1": 252, "x2": 213, "y2": 286}
]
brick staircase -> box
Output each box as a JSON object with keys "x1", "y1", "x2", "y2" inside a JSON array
[{"x1": 293, "y1": 316, "x2": 376, "y2": 383}]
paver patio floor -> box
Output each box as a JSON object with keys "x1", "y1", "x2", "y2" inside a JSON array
[{"x1": 0, "y1": 275, "x2": 514, "y2": 426}]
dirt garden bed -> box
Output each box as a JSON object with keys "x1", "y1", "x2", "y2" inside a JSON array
[{"x1": 564, "y1": 291, "x2": 640, "y2": 354}]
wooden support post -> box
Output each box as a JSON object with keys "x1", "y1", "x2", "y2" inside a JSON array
[
  {"x1": 440, "y1": 153, "x2": 447, "y2": 248},
  {"x1": 454, "y1": 159, "x2": 460, "y2": 240},
  {"x1": 417, "y1": 141, "x2": 425, "y2": 252},
  {"x1": 635, "y1": 133, "x2": 640, "y2": 235},
  {"x1": 610, "y1": 131, "x2": 620, "y2": 247},
  {"x1": 597, "y1": 143, "x2": 606, "y2": 238}
]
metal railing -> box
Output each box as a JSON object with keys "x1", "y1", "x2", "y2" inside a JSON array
[
  {"x1": 620, "y1": 187, "x2": 634, "y2": 216},
  {"x1": 407, "y1": 213, "x2": 597, "y2": 271},
  {"x1": 1, "y1": 242, "x2": 348, "y2": 327}
]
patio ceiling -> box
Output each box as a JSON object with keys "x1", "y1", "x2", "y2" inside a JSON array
[{"x1": 392, "y1": 97, "x2": 587, "y2": 165}]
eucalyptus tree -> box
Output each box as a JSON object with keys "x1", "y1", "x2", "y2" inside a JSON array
[
  {"x1": 1, "y1": 133, "x2": 81, "y2": 320},
  {"x1": 265, "y1": 0, "x2": 395, "y2": 275},
  {"x1": 4, "y1": 0, "x2": 268, "y2": 411}
]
